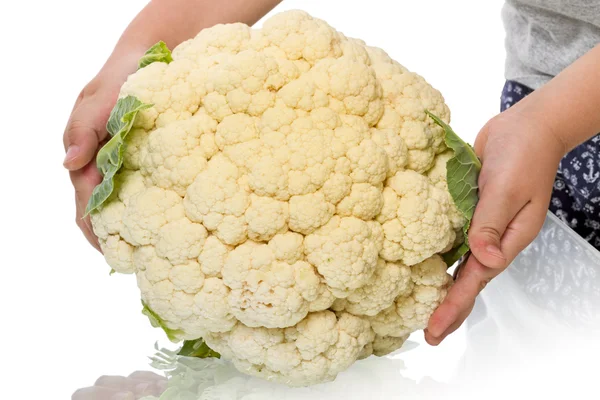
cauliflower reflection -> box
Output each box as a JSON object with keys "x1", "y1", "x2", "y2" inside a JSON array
[{"x1": 72, "y1": 344, "x2": 449, "y2": 400}]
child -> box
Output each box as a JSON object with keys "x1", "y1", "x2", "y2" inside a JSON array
[{"x1": 62, "y1": 0, "x2": 600, "y2": 346}]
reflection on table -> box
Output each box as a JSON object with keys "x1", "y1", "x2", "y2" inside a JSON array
[{"x1": 72, "y1": 212, "x2": 600, "y2": 400}]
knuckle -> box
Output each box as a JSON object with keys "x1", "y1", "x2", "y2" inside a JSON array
[
  {"x1": 75, "y1": 88, "x2": 86, "y2": 104},
  {"x1": 475, "y1": 224, "x2": 502, "y2": 242},
  {"x1": 81, "y1": 78, "x2": 103, "y2": 98},
  {"x1": 66, "y1": 119, "x2": 95, "y2": 140},
  {"x1": 501, "y1": 185, "x2": 518, "y2": 200}
]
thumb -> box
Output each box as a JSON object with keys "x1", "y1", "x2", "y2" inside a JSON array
[
  {"x1": 468, "y1": 181, "x2": 527, "y2": 269},
  {"x1": 63, "y1": 93, "x2": 113, "y2": 171}
]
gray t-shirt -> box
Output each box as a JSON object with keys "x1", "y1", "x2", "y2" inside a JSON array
[{"x1": 502, "y1": 0, "x2": 600, "y2": 89}]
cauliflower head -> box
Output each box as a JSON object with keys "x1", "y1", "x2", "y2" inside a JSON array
[{"x1": 88, "y1": 10, "x2": 472, "y2": 387}]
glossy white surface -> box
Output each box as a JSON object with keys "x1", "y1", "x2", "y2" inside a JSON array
[{"x1": 455, "y1": 211, "x2": 600, "y2": 399}]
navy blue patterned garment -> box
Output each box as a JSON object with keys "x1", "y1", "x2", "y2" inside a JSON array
[{"x1": 501, "y1": 80, "x2": 600, "y2": 251}]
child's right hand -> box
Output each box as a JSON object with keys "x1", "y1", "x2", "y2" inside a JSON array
[
  {"x1": 60, "y1": 0, "x2": 283, "y2": 253},
  {"x1": 62, "y1": 73, "x2": 127, "y2": 252}
]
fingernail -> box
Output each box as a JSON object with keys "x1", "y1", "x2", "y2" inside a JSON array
[
  {"x1": 426, "y1": 334, "x2": 442, "y2": 346},
  {"x1": 485, "y1": 244, "x2": 505, "y2": 259},
  {"x1": 424, "y1": 330, "x2": 439, "y2": 346},
  {"x1": 428, "y1": 317, "x2": 449, "y2": 338},
  {"x1": 63, "y1": 145, "x2": 80, "y2": 166}
]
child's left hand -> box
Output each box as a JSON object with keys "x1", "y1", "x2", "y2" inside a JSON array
[{"x1": 424, "y1": 107, "x2": 567, "y2": 345}]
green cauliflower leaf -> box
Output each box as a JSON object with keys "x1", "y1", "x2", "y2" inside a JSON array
[
  {"x1": 138, "y1": 41, "x2": 173, "y2": 69},
  {"x1": 84, "y1": 96, "x2": 152, "y2": 216},
  {"x1": 426, "y1": 111, "x2": 482, "y2": 267}
]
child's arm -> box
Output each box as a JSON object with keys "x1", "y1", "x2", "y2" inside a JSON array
[
  {"x1": 62, "y1": 0, "x2": 281, "y2": 251},
  {"x1": 426, "y1": 43, "x2": 600, "y2": 345},
  {"x1": 99, "y1": 0, "x2": 283, "y2": 84},
  {"x1": 510, "y1": 44, "x2": 600, "y2": 153}
]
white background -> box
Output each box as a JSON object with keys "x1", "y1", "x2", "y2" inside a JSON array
[{"x1": 1, "y1": 0, "x2": 506, "y2": 398}]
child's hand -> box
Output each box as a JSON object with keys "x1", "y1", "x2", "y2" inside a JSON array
[
  {"x1": 61, "y1": 0, "x2": 283, "y2": 253},
  {"x1": 425, "y1": 108, "x2": 567, "y2": 345},
  {"x1": 62, "y1": 75, "x2": 123, "y2": 252}
]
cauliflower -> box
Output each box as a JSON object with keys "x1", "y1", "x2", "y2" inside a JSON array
[{"x1": 87, "y1": 10, "x2": 480, "y2": 387}]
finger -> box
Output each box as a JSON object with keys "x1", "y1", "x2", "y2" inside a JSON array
[
  {"x1": 425, "y1": 258, "x2": 470, "y2": 345},
  {"x1": 84, "y1": 217, "x2": 102, "y2": 252},
  {"x1": 74, "y1": 186, "x2": 102, "y2": 253},
  {"x1": 71, "y1": 162, "x2": 103, "y2": 251},
  {"x1": 70, "y1": 161, "x2": 102, "y2": 202},
  {"x1": 468, "y1": 179, "x2": 528, "y2": 269},
  {"x1": 498, "y1": 200, "x2": 547, "y2": 264},
  {"x1": 426, "y1": 259, "x2": 477, "y2": 345},
  {"x1": 473, "y1": 123, "x2": 489, "y2": 157},
  {"x1": 63, "y1": 98, "x2": 110, "y2": 171},
  {"x1": 426, "y1": 255, "x2": 497, "y2": 339},
  {"x1": 425, "y1": 202, "x2": 548, "y2": 345},
  {"x1": 75, "y1": 193, "x2": 102, "y2": 253},
  {"x1": 425, "y1": 305, "x2": 472, "y2": 346}
]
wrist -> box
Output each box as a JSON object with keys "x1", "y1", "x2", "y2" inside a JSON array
[
  {"x1": 87, "y1": 43, "x2": 148, "y2": 98},
  {"x1": 505, "y1": 94, "x2": 570, "y2": 159},
  {"x1": 508, "y1": 45, "x2": 600, "y2": 153},
  {"x1": 102, "y1": 40, "x2": 150, "y2": 79}
]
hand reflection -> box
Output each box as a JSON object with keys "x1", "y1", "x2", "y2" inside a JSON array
[{"x1": 72, "y1": 371, "x2": 167, "y2": 400}]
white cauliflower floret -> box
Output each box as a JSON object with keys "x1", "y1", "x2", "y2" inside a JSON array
[
  {"x1": 308, "y1": 285, "x2": 336, "y2": 312},
  {"x1": 189, "y1": 277, "x2": 237, "y2": 334},
  {"x1": 370, "y1": 128, "x2": 409, "y2": 177},
  {"x1": 304, "y1": 216, "x2": 380, "y2": 297},
  {"x1": 184, "y1": 155, "x2": 250, "y2": 245},
  {"x1": 155, "y1": 219, "x2": 208, "y2": 265},
  {"x1": 336, "y1": 183, "x2": 383, "y2": 220},
  {"x1": 100, "y1": 235, "x2": 135, "y2": 274},
  {"x1": 369, "y1": 255, "x2": 451, "y2": 337},
  {"x1": 90, "y1": 200, "x2": 125, "y2": 240},
  {"x1": 133, "y1": 246, "x2": 171, "y2": 283},
  {"x1": 342, "y1": 259, "x2": 413, "y2": 316},
  {"x1": 198, "y1": 236, "x2": 231, "y2": 277},
  {"x1": 174, "y1": 22, "x2": 252, "y2": 60},
  {"x1": 123, "y1": 128, "x2": 149, "y2": 170},
  {"x1": 115, "y1": 170, "x2": 147, "y2": 205},
  {"x1": 140, "y1": 114, "x2": 217, "y2": 196},
  {"x1": 321, "y1": 173, "x2": 352, "y2": 204},
  {"x1": 245, "y1": 194, "x2": 289, "y2": 241},
  {"x1": 222, "y1": 239, "x2": 322, "y2": 329},
  {"x1": 121, "y1": 187, "x2": 185, "y2": 246},
  {"x1": 347, "y1": 139, "x2": 388, "y2": 185},
  {"x1": 169, "y1": 261, "x2": 205, "y2": 294},
  {"x1": 90, "y1": 10, "x2": 465, "y2": 387},
  {"x1": 380, "y1": 171, "x2": 456, "y2": 266},
  {"x1": 204, "y1": 310, "x2": 374, "y2": 387},
  {"x1": 268, "y1": 232, "x2": 304, "y2": 263},
  {"x1": 120, "y1": 59, "x2": 201, "y2": 128},
  {"x1": 288, "y1": 192, "x2": 335, "y2": 234},
  {"x1": 251, "y1": 10, "x2": 343, "y2": 65}
]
